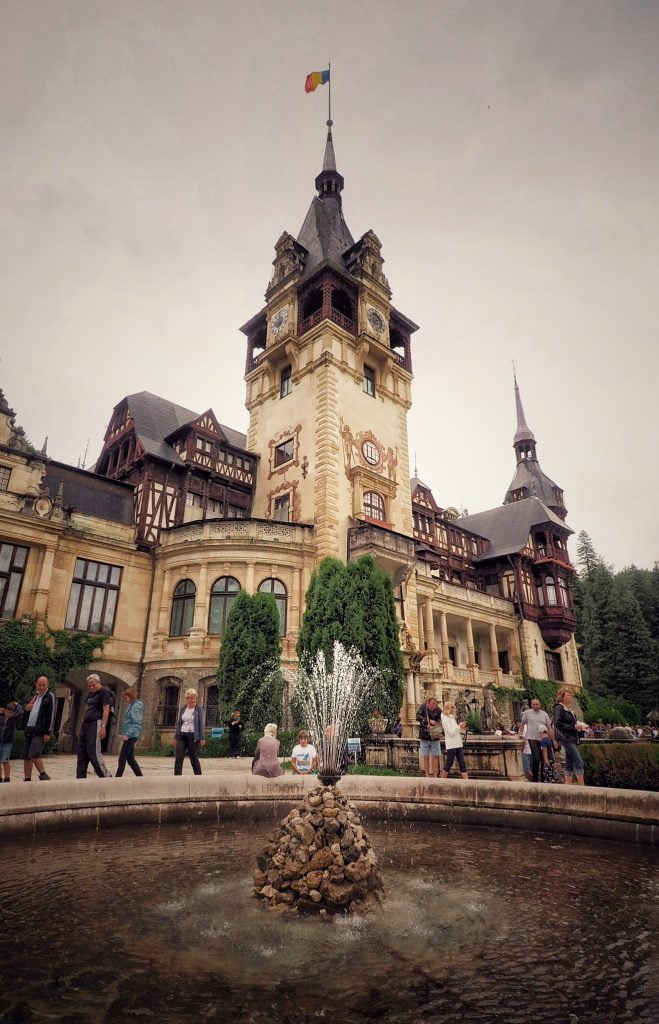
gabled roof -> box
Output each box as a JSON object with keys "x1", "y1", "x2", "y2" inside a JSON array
[
  {"x1": 459, "y1": 497, "x2": 571, "y2": 561},
  {"x1": 120, "y1": 391, "x2": 247, "y2": 467}
]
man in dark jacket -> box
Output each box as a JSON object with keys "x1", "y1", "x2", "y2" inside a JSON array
[
  {"x1": 417, "y1": 694, "x2": 443, "y2": 778},
  {"x1": 22, "y1": 676, "x2": 56, "y2": 781},
  {"x1": 0, "y1": 701, "x2": 23, "y2": 781}
]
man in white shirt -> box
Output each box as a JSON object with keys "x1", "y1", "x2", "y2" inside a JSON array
[{"x1": 519, "y1": 699, "x2": 554, "y2": 783}]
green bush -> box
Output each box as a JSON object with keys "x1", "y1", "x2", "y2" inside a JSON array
[
  {"x1": 581, "y1": 742, "x2": 659, "y2": 791},
  {"x1": 579, "y1": 690, "x2": 642, "y2": 726}
]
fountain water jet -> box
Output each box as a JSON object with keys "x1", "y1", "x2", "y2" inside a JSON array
[{"x1": 254, "y1": 643, "x2": 385, "y2": 914}]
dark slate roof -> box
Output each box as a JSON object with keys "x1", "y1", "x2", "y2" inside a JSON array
[
  {"x1": 44, "y1": 462, "x2": 135, "y2": 525},
  {"x1": 459, "y1": 497, "x2": 571, "y2": 561},
  {"x1": 504, "y1": 459, "x2": 561, "y2": 507},
  {"x1": 410, "y1": 477, "x2": 434, "y2": 493},
  {"x1": 297, "y1": 197, "x2": 354, "y2": 279},
  {"x1": 126, "y1": 392, "x2": 247, "y2": 465},
  {"x1": 513, "y1": 376, "x2": 535, "y2": 444}
]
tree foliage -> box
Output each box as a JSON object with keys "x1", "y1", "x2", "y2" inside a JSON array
[
  {"x1": 296, "y1": 555, "x2": 404, "y2": 734},
  {"x1": 0, "y1": 619, "x2": 104, "y2": 705},
  {"x1": 574, "y1": 534, "x2": 659, "y2": 715},
  {"x1": 216, "y1": 591, "x2": 282, "y2": 727}
]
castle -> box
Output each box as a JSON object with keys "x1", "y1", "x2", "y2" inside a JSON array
[{"x1": 0, "y1": 126, "x2": 580, "y2": 749}]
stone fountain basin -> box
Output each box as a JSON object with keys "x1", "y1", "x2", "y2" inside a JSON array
[{"x1": 1, "y1": 775, "x2": 656, "y2": 844}]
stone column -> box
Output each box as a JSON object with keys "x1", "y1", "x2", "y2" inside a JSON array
[
  {"x1": 32, "y1": 545, "x2": 56, "y2": 622},
  {"x1": 439, "y1": 610, "x2": 450, "y2": 679},
  {"x1": 190, "y1": 563, "x2": 208, "y2": 641},
  {"x1": 155, "y1": 567, "x2": 172, "y2": 638},
  {"x1": 466, "y1": 614, "x2": 476, "y2": 679},
  {"x1": 423, "y1": 600, "x2": 435, "y2": 650},
  {"x1": 489, "y1": 623, "x2": 502, "y2": 680},
  {"x1": 245, "y1": 561, "x2": 255, "y2": 594},
  {"x1": 291, "y1": 568, "x2": 302, "y2": 639}
]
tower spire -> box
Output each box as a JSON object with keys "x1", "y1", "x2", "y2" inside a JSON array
[{"x1": 513, "y1": 369, "x2": 535, "y2": 446}]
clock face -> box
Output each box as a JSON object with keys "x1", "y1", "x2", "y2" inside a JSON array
[
  {"x1": 271, "y1": 307, "x2": 289, "y2": 335},
  {"x1": 362, "y1": 440, "x2": 380, "y2": 466},
  {"x1": 367, "y1": 307, "x2": 385, "y2": 333}
]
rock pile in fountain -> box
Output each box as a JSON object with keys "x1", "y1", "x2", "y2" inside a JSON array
[{"x1": 254, "y1": 783, "x2": 384, "y2": 915}]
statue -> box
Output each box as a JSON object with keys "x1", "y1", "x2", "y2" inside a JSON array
[{"x1": 480, "y1": 689, "x2": 499, "y2": 733}]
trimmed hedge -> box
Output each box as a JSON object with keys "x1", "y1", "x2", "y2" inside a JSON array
[{"x1": 581, "y1": 742, "x2": 659, "y2": 791}]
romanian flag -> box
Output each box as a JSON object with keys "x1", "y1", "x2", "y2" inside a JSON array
[{"x1": 305, "y1": 69, "x2": 330, "y2": 93}]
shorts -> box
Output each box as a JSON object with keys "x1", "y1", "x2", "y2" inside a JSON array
[
  {"x1": 21, "y1": 732, "x2": 45, "y2": 760},
  {"x1": 419, "y1": 739, "x2": 441, "y2": 757},
  {"x1": 0, "y1": 743, "x2": 12, "y2": 763},
  {"x1": 563, "y1": 741, "x2": 584, "y2": 776},
  {"x1": 522, "y1": 752, "x2": 532, "y2": 775}
]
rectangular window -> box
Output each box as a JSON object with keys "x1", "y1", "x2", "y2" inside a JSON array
[
  {"x1": 362, "y1": 365, "x2": 375, "y2": 397},
  {"x1": 186, "y1": 492, "x2": 204, "y2": 508},
  {"x1": 274, "y1": 439, "x2": 294, "y2": 467},
  {"x1": 273, "y1": 493, "x2": 291, "y2": 522},
  {"x1": 448, "y1": 645, "x2": 456, "y2": 666},
  {"x1": 545, "y1": 650, "x2": 564, "y2": 682},
  {"x1": 280, "y1": 365, "x2": 292, "y2": 399},
  {"x1": 226, "y1": 505, "x2": 247, "y2": 519},
  {"x1": 0, "y1": 467, "x2": 10, "y2": 491},
  {"x1": 207, "y1": 498, "x2": 223, "y2": 514},
  {"x1": 65, "y1": 557, "x2": 122, "y2": 634},
  {"x1": 196, "y1": 438, "x2": 212, "y2": 452},
  {"x1": 0, "y1": 542, "x2": 28, "y2": 619},
  {"x1": 498, "y1": 650, "x2": 510, "y2": 674}
]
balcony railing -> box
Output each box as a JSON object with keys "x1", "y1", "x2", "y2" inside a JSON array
[{"x1": 298, "y1": 308, "x2": 356, "y2": 336}]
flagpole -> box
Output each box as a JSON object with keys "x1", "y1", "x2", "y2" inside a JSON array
[{"x1": 328, "y1": 61, "x2": 332, "y2": 124}]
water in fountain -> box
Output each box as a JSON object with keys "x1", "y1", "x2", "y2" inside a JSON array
[
  {"x1": 254, "y1": 642, "x2": 385, "y2": 914},
  {"x1": 294, "y1": 641, "x2": 373, "y2": 785}
]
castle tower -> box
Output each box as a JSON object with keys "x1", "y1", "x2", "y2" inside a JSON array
[
  {"x1": 504, "y1": 372, "x2": 567, "y2": 520},
  {"x1": 241, "y1": 124, "x2": 418, "y2": 563}
]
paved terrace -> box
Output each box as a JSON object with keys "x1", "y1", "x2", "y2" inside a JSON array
[{"x1": 1, "y1": 754, "x2": 657, "y2": 845}]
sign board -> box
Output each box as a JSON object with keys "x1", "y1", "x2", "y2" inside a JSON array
[
  {"x1": 211, "y1": 727, "x2": 225, "y2": 739},
  {"x1": 347, "y1": 737, "x2": 361, "y2": 756}
]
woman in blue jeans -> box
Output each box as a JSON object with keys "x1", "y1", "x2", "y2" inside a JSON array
[
  {"x1": 553, "y1": 687, "x2": 585, "y2": 785},
  {"x1": 116, "y1": 687, "x2": 144, "y2": 777}
]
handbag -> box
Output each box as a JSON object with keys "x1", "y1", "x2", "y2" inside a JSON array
[{"x1": 426, "y1": 712, "x2": 443, "y2": 740}]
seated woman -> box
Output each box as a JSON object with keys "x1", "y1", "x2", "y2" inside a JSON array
[{"x1": 252, "y1": 723, "x2": 284, "y2": 778}]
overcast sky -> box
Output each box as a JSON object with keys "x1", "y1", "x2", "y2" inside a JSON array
[{"x1": 2, "y1": 0, "x2": 658, "y2": 570}]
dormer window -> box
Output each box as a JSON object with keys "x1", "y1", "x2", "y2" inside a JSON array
[{"x1": 196, "y1": 438, "x2": 212, "y2": 453}]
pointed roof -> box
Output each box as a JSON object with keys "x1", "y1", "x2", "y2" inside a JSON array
[
  {"x1": 460, "y1": 497, "x2": 571, "y2": 562},
  {"x1": 513, "y1": 371, "x2": 535, "y2": 444},
  {"x1": 106, "y1": 392, "x2": 248, "y2": 467},
  {"x1": 297, "y1": 123, "x2": 355, "y2": 279}
]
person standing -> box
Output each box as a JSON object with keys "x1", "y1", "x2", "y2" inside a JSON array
[
  {"x1": 76, "y1": 674, "x2": 113, "y2": 779},
  {"x1": 115, "y1": 687, "x2": 144, "y2": 778},
  {"x1": 440, "y1": 700, "x2": 469, "y2": 779},
  {"x1": 519, "y1": 698, "x2": 553, "y2": 782},
  {"x1": 228, "y1": 710, "x2": 244, "y2": 758},
  {"x1": 22, "y1": 676, "x2": 56, "y2": 781},
  {"x1": 174, "y1": 689, "x2": 205, "y2": 775},
  {"x1": 0, "y1": 702, "x2": 23, "y2": 782},
  {"x1": 416, "y1": 694, "x2": 443, "y2": 778},
  {"x1": 553, "y1": 687, "x2": 585, "y2": 786},
  {"x1": 393, "y1": 716, "x2": 403, "y2": 738}
]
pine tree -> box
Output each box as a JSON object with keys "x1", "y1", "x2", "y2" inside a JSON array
[
  {"x1": 607, "y1": 577, "x2": 659, "y2": 713},
  {"x1": 576, "y1": 530, "x2": 600, "y2": 577},
  {"x1": 216, "y1": 592, "x2": 281, "y2": 725}
]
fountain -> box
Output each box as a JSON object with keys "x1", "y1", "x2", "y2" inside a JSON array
[{"x1": 254, "y1": 643, "x2": 385, "y2": 914}]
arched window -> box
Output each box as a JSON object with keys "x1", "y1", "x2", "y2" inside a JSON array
[
  {"x1": 258, "y1": 577, "x2": 287, "y2": 635},
  {"x1": 156, "y1": 680, "x2": 180, "y2": 728},
  {"x1": 545, "y1": 575, "x2": 558, "y2": 606},
  {"x1": 208, "y1": 576, "x2": 240, "y2": 635},
  {"x1": 205, "y1": 683, "x2": 220, "y2": 728},
  {"x1": 364, "y1": 491, "x2": 385, "y2": 522},
  {"x1": 170, "y1": 579, "x2": 196, "y2": 636}
]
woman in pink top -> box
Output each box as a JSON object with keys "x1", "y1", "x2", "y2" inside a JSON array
[{"x1": 252, "y1": 723, "x2": 284, "y2": 778}]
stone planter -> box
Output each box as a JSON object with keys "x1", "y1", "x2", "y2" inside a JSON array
[{"x1": 368, "y1": 715, "x2": 388, "y2": 735}]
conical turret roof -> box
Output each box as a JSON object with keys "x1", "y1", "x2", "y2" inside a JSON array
[{"x1": 297, "y1": 123, "x2": 354, "y2": 278}]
